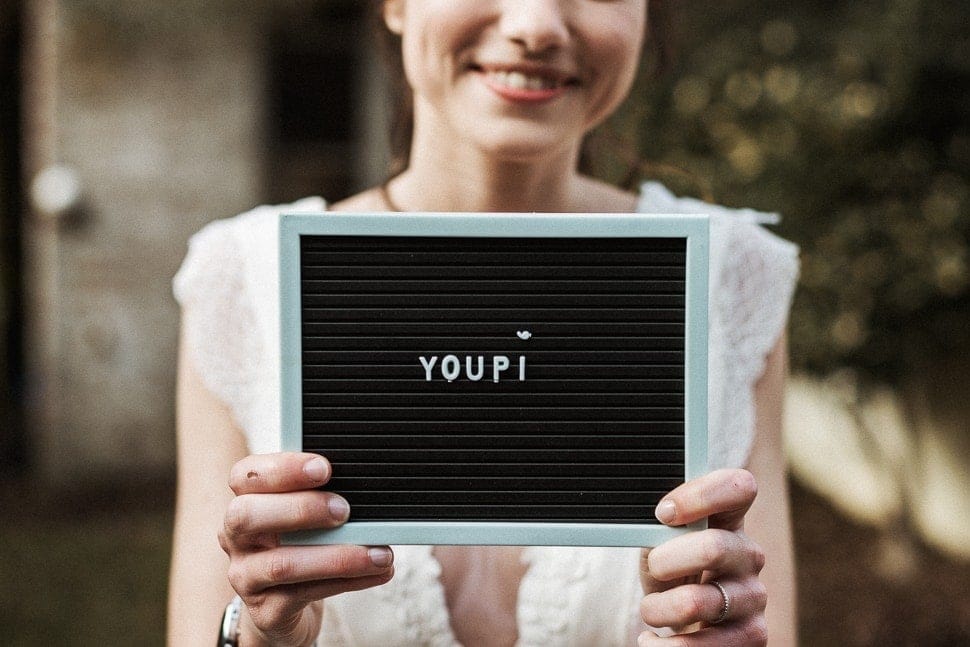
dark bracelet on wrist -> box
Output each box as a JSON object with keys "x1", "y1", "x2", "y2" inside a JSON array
[
  {"x1": 217, "y1": 595, "x2": 319, "y2": 647},
  {"x1": 217, "y1": 595, "x2": 243, "y2": 647}
]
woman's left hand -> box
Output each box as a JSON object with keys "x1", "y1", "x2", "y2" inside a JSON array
[{"x1": 638, "y1": 468, "x2": 768, "y2": 646}]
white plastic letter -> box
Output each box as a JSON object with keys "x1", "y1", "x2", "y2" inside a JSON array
[
  {"x1": 519, "y1": 355, "x2": 526, "y2": 381},
  {"x1": 442, "y1": 355, "x2": 461, "y2": 382},
  {"x1": 493, "y1": 355, "x2": 510, "y2": 383},
  {"x1": 419, "y1": 356, "x2": 437, "y2": 381},
  {"x1": 466, "y1": 355, "x2": 485, "y2": 381}
]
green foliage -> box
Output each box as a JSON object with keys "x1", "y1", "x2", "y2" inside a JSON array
[{"x1": 601, "y1": 0, "x2": 970, "y2": 383}]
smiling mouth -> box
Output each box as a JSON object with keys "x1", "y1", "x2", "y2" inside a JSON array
[
  {"x1": 485, "y1": 69, "x2": 564, "y2": 91},
  {"x1": 472, "y1": 65, "x2": 578, "y2": 101}
]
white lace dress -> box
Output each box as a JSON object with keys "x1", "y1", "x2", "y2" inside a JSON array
[{"x1": 173, "y1": 182, "x2": 799, "y2": 646}]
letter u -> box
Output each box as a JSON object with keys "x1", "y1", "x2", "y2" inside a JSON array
[{"x1": 466, "y1": 355, "x2": 485, "y2": 381}]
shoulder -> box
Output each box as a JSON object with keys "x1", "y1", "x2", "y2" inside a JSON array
[
  {"x1": 637, "y1": 181, "x2": 799, "y2": 287},
  {"x1": 636, "y1": 180, "x2": 768, "y2": 222},
  {"x1": 329, "y1": 187, "x2": 388, "y2": 212},
  {"x1": 637, "y1": 178, "x2": 799, "y2": 351},
  {"x1": 173, "y1": 196, "x2": 327, "y2": 313},
  {"x1": 191, "y1": 195, "x2": 327, "y2": 251}
]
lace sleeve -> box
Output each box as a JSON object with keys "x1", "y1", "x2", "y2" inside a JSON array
[
  {"x1": 172, "y1": 219, "x2": 265, "y2": 441},
  {"x1": 173, "y1": 197, "x2": 327, "y2": 453},
  {"x1": 710, "y1": 218, "x2": 799, "y2": 468},
  {"x1": 637, "y1": 181, "x2": 800, "y2": 468},
  {"x1": 719, "y1": 219, "x2": 799, "y2": 389}
]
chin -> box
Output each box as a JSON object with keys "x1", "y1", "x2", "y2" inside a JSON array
[{"x1": 471, "y1": 124, "x2": 579, "y2": 165}]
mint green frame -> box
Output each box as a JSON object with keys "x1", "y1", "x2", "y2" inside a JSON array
[{"x1": 280, "y1": 213, "x2": 709, "y2": 547}]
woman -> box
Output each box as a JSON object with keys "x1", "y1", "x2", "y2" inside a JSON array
[{"x1": 168, "y1": 1, "x2": 799, "y2": 645}]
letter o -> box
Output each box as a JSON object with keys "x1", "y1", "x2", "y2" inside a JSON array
[{"x1": 441, "y1": 355, "x2": 461, "y2": 382}]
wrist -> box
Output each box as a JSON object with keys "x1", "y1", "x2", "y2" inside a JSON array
[
  {"x1": 232, "y1": 599, "x2": 320, "y2": 647},
  {"x1": 217, "y1": 595, "x2": 244, "y2": 647}
]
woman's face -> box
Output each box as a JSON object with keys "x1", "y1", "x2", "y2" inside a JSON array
[{"x1": 383, "y1": 0, "x2": 648, "y2": 163}]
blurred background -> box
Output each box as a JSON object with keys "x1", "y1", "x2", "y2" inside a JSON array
[{"x1": 1, "y1": 0, "x2": 968, "y2": 644}]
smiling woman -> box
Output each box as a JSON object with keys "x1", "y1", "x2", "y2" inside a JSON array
[
  {"x1": 168, "y1": 2, "x2": 799, "y2": 646},
  {"x1": 384, "y1": 0, "x2": 644, "y2": 162},
  {"x1": 380, "y1": 0, "x2": 646, "y2": 180},
  {"x1": 377, "y1": 0, "x2": 675, "y2": 181},
  {"x1": 364, "y1": 2, "x2": 649, "y2": 216}
]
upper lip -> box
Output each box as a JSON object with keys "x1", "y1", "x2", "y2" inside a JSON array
[{"x1": 473, "y1": 62, "x2": 579, "y2": 86}]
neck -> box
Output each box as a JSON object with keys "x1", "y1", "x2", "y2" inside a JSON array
[{"x1": 390, "y1": 108, "x2": 584, "y2": 213}]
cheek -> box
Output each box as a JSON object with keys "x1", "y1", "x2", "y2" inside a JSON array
[
  {"x1": 399, "y1": 1, "x2": 489, "y2": 94},
  {"x1": 584, "y1": 26, "x2": 645, "y2": 125},
  {"x1": 600, "y1": 7, "x2": 647, "y2": 86},
  {"x1": 605, "y1": 29, "x2": 643, "y2": 84}
]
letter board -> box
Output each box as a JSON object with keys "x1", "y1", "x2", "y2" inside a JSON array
[{"x1": 280, "y1": 213, "x2": 708, "y2": 547}]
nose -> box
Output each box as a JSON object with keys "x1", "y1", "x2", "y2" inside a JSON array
[{"x1": 499, "y1": 0, "x2": 570, "y2": 54}]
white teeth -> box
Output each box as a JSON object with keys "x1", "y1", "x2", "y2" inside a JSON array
[
  {"x1": 488, "y1": 70, "x2": 558, "y2": 91},
  {"x1": 507, "y1": 71, "x2": 528, "y2": 89},
  {"x1": 526, "y1": 76, "x2": 546, "y2": 90}
]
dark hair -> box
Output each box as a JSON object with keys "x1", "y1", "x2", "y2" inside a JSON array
[
  {"x1": 372, "y1": 1, "x2": 675, "y2": 180},
  {"x1": 371, "y1": 2, "x2": 412, "y2": 177}
]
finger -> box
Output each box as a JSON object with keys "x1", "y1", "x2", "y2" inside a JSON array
[
  {"x1": 654, "y1": 469, "x2": 757, "y2": 531},
  {"x1": 230, "y1": 453, "x2": 332, "y2": 495},
  {"x1": 222, "y1": 491, "x2": 351, "y2": 544},
  {"x1": 646, "y1": 529, "x2": 765, "y2": 582},
  {"x1": 230, "y1": 544, "x2": 394, "y2": 596},
  {"x1": 274, "y1": 568, "x2": 396, "y2": 606},
  {"x1": 638, "y1": 615, "x2": 768, "y2": 647},
  {"x1": 639, "y1": 547, "x2": 658, "y2": 594},
  {"x1": 640, "y1": 547, "x2": 692, "y2": 596},
  {"x1": 639, "y1": 578, "x2": 767, "y2": 629},
  {"x1": 247, "y1": 569, "x2": 395, "y2": 637}
]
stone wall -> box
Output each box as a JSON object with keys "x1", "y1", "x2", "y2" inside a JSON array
[{"x1": 23, "y1": 0, "x2": 268, "y2": 486}]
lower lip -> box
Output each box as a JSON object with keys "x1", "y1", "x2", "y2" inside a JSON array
[{"x1": 480, "y1": 73, "x2": 567, "y2": 104}]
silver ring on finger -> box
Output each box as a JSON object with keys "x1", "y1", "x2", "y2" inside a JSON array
[{"x1": 710, "y1": 579, "x2": 730, "y2": 625}]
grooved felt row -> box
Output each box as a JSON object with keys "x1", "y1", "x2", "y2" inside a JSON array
[{"x1": 300, "y1": 236, "x2": 687, "y2": 523}]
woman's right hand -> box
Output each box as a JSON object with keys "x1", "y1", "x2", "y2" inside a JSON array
[{"x1": 218, "y1": 452, "x2": 395, "y2": 647}]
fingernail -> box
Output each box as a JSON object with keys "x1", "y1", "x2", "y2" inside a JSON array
[
  {"x1": 328, "y1": 496, "x2": 350, "y2": 522},
  {"x1": 368, "y1": 547, "x2": 393, "y2": 568},
  {"x1": 638, "y1": 631, "x2": 656, "y2": 647},
  {"x1": 303, "y1": 457, "x2": 330, "y2": 483},
  {"x1": 655, "y1": 499, "x2": 676, "y2": 525}
]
